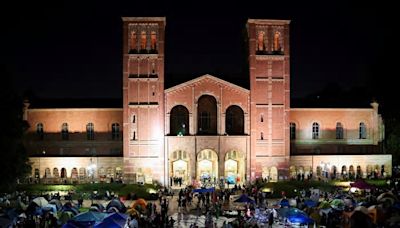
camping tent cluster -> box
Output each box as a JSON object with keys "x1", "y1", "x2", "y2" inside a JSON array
[{"x1": 0, "y1": 195, "x2": 144, "y2": 228}]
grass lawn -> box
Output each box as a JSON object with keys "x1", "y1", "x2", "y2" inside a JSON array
[
  {"x1": 256, "y1": 179, "x2": 388, "y2": 198},
  {"x1": 15, "y1": 183, "x2": 159, "y2": 200}
]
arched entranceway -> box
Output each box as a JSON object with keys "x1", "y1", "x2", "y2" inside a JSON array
[
  {"x1": 197, "y1": 149, "x2": 218, "y2": 182},
  {"x1": 224, "y1": 150, "x2": 245, "y2": 184},
  {"x1": 261, "y1": 166, "x2": 278, "y2": 182},
  {"x1": 170, "y1": 150, "x2": 189, "y2": 186}
]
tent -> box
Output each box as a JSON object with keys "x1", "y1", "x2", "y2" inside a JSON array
[
  {"x1": 193, "y1": 187, "x2": 215, "y2": 193},
  {"x1": 304, "y1": 199, "x2": 317, "y2": 208},
  {"x1": 90, "y1": 203, "x2": 105, "y2": 212},
  {"x1": 99, "y1": 212, "x2": 128, "y2": 227},
  {"x1": 0, "y1": 217, "x2": 13, "y2": 228},
  {"x1": 61, "y1": 203, "x2": 79, "y2": 216},
  {"x1": 330, "y1": 199, "x2": 345, "y2": 210},
  {"x1": 32, "y1": 197, "x2": 49, "y2": 207},
  {"x1": 72, "y1": 211, "x2": 107, "y2": 223},
  {"x1": 49, "y1": 199, "x2": 62, "y2": 210},
  {"x1": 63, "y1": 220, "x2": 94, "y2": 228},
  {"x1": 278, "y1": 207, "x2": 313, "y2": 225},
  {"x1": 280, "y1": 198, "x2": 290, "y2": 207},
  {"x1": 42, "y1": 203, "x2": 58, "y2": 214},
  {"x1": 234, "y1": 194, "x2": 255, "y2": 204},
  {"x1": 131, "y1": 198, "x2": 147, "y2": 209},
  {"x1": 59, "y1": 211, "x2": 75, "y2": 225},
  {"x1": 94, "y1": 219, "x2": 124, "y2": 228},
  {"x1": 106, "y1": 199, "x2": 126, "y2": 213},
  {"x1": 377, "y1": 192, "x2": 398, "y2": 205},
  {"x1": 350, "y1": 180, "x2": 375, "y2": 190}
]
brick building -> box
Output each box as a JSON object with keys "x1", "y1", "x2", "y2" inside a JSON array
[{"x1": 24, "y1": 17, "x2": 390, "y2": 186}]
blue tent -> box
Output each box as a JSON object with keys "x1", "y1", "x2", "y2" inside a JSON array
[
  {"x1": 278, "y1": 207, "x2": 314, "y2": 224},
  {"x1": 72, "y1": 211, "x2": 107, "y2": 223},
  {"x1": 304, "y1": 199, "x2": 317, "y2": 208},
  {"x1": 102, "y1": 212, "x2": 127, "y2": 226},
  {"x1": 94, "y1": 219, "x2": 124, "y2": 228},
  {"x1": 234, "y1": 194, "x2": 255, "y2": 203},
  {"x1": 226, "y1": 176, "x2": 236, "y2": 184},
  {"x1": 280, "y1": 198, "x2": 290, "y2": 207},
  {"x1": 61, "y1": 221, "x2": 81, "y2": 228},
  {"x1": 287, "y1": 213, "x2": 314, "y2": 225},
  {"x1": 193, "y1": 187, "x2": 215, "y2": 193}
]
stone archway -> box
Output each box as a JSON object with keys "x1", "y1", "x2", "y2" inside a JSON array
[
  {"x1": 197, "y1": 149, "x2": 218, "y2": 182},
  {"x1": 224, "y1": 150, "x2": 245, "y2": 184},
  {"x1": 170, "y1": 150, "x2": 190, "y2": 186}
]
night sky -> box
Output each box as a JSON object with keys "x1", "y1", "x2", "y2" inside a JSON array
[{"x1": 1, "y1": 1, "x2": 398, "y2": 111}]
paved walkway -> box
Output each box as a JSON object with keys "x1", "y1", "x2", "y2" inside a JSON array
[{"x1": 69, "y1": 195, "x2": 288, "y2": 227}]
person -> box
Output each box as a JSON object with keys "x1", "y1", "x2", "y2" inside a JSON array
[
  {"x1": 168, "y1": 217, "x2": 175, "y2": 227},
  {"x1": 268, "y1": 211, "x2": 274, "y2": 228},
  {"x1": 78, "y1": 197, "x2": 83, "y2": 208}
]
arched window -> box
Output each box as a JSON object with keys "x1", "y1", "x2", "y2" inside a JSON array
[
  {"x1": 273, "y1": 31, "x2": 281, "y2": 52},
  {"x1": 356, "y1": 166, "x2": 362, "y2": 178},
  {"x1": 170, "y1": 105, "x2": 189, "y2": 136},
  {"x1": 71, "y1": 168, "x2": 78, "y2": 179},
  {"x1": 99, "y1": 167, "x2": 106, "y2": 178},
  {"x1": 225, "y1": 105, "x2": 244, "y2": 135},
  {"x1": 130, "y1": 31, "x2": 137, "y2": 51},
  {"x1": 34, "y1": 168, "x2": 39, "y2": 178},
  {"x1": 197, "y1": 95, "x2": 217, "y2": 135},
  {"x1": 61, "y1": 168, "x2": 67, "y2": 178},
  {"x1": 150, "y1": 31, "x2": 157, "y2": 52},
  {"x1": 290, "y1": 122, "x2": 296, "y2": 140},
  {"x1": 312, "y1": 122, "x2": 319, "y2": 139},
  {"x1": 44, "y1": 168, "x2": 51, "y2": 178},
  {"x1": 341, "y1": 165, "x2": 347, "y2": 175},
  {"x1": 140, "y1": 31, "x2": 147, "y2": 51},
  {"x1": 79, "y1": 168, "x2": 86, "y2": 178},
  {"x1": 359, "y1": 122, "x2": 367, "y2": 139},
  {"x1": 336, "y1": 122, "x2": 344, "y2": 139},
  {"x1": 107, "y1": 167, "x2": 114, "y2": 178},
  {"x1": 257, "y1": 31, "x2": 265, "y2": 52},
  {"x1": 53, "y1": 168, "x2": 59, "y2": 178},
  {"x1": 116, "y1": 167, "x2": 123, "y2": 179},
  {"x1": 61, "y1": 123, "x2": 69, "y2": 140},
  {"x1": 36, "y1": 123, "x2": 44, "y2": 140},
  {"x1": 261, "y1": 132, "x2": 264, "y2": 140},
  {"x1": 86, "y1": 123, "x2": 94, "y2": 140},
  {"x1": 112, "y1": 123, "x2": 120, "y2": 140}
]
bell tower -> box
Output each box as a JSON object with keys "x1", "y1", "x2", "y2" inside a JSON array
[
  {"x1": 247, "y1": 19, "x2": 291, "y2": 181},
  {"x1": 122, "y1": 17, "x2": 166, "y2": 184}
]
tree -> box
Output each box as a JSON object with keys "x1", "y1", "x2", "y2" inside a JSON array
[
  {"x1": 0, "y1": 69, "x2": 31, "y2": 191},
  {"x1": 384, "y1": 117, "x2": 400, "y2": 166}
]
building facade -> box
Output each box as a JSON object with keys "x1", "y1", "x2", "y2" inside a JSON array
[{"x1": 24, "y1": 17, "x2": 390, "y2": 186}]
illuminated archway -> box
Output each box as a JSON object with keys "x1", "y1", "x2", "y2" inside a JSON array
[
  {"x1": 270, "y1": 167, "x2": 278, "y2": 182},
  {"x1": 170, "y1": 150, "x2": 190, "y2": 185},
  {"x1": 197, "y1": 149, "x2": 218, "y2": 181},
  {"x1": 261, "y1": 167, "x2": 278, "y2": 182},
  {"x1": 224, "y1": 150, "x2": 245, "y2": 184},
  {"x1": 262, "y1": 167, "x2": 269, "y2": 180},
  {"x1": 71, "y1": 168, "x2": 78, "y2": 179},
  {"x1": 289, "y1": 166, "x2": 296, "y2": 179}
]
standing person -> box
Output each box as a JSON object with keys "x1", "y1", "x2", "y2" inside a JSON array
[{"x1": 268, "y1": 211, "x2": 274, "y2": 228}]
